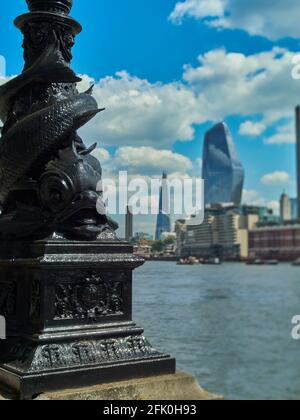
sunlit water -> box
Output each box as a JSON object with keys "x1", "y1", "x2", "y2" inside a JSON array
[{"x1": 133, "y1": 262, "x2": 300, "y2": 400}]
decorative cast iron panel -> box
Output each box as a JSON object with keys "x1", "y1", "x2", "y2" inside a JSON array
[
  {"x1": 3, "y1": 336, "x2": 160, "y2": 373},
  {"x1": 54, "y1": 274, "x2": 124, "y2": 320}
]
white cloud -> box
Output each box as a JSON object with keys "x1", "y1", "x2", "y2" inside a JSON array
[
  {"x1": 243, "y1": 190, "x2": 266, "y2": 207},
  {"x1": 264, "y1": 121, "x2": 295, "y2": 144},
  {"x1": 268, "y1": 200, "x2": 280, "y2": 214},
  {"x1": 239, "y1": 121, "x2": 266, "y2": 136},
  {"x1": 22, "y1": 46, "x2": 298, "y2": 153},
  {"x1": 1, "y1": 47, "x2": 296, "y2": 236},
  {"x1": 170, "y1": 0, "x2": 224, "y2": 24},
  {"x1": 91, "y1": 147, "x2": 110, "y2": 162},
  {"x1": 170, "y1": 0, "x2": 300, "y2": 40},
  {"x1": 183, "y1": 48, "x2": 299, "y2": 125},
  {"x1": 261, "y1": 171, "x2": 290, "y2": 186},
  {"x1": 113, "y1": 146, "x2": 193, "y2": 176},
  {"x1": 77, "y1": 48, "x2": 300, "y2": 151},
  {"x1": 78, "y1": 71, "x2": 202, "y2": 148},
  {"x1": 3, "y1": 47, "x2": 296, "y2": 161},
  {"x1": 92, "y1": 146, "x2": 194, "y2": 179},
  {"x1": 243, "y1": 190, "x2": 280, "y2": 214}
]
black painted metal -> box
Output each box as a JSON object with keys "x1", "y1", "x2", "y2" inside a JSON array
[
  {"x1": 0, "y1": 0, "x2": 116, "y2": 241},
  {"x1": 0, "y1": 1, "x2": 176, "y2": 400},
  {"x1": 0, "y1": 240, "x2": 175, "y2": 400}
]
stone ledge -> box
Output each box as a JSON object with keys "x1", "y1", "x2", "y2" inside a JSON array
[
  {"x1": 35, "y1": 372, "x2": 222, "y2": 401},
  {"x1": 0, "y1": 371, "x2": 222, "y2": 401}
]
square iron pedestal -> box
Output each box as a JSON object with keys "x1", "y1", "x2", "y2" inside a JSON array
[{"x1": 0, "y1": 240, "x2": 175, "y2": 399}]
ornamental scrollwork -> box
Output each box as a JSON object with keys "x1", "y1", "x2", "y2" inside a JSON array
[{"x1": 54, "y1": 274, "x2": 124, "y2": 320}]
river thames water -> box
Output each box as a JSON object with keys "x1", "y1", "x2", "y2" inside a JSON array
[{"x1": 133, "y1": 262, "x2": 300, "y2": 400}]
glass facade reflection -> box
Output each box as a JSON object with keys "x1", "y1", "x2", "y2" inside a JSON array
[
  {"x1": 155, "y1": 172, "x2": 171, "y2": 241},
  {"x1": 202, "y1": 122, "x2": 245, "y2": 206}
]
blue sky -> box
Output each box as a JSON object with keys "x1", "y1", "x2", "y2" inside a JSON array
[{"x1": 0, "y1": 0, "x2": 299, "y2": 234}]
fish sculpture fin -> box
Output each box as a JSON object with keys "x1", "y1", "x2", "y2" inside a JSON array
[
  {"x1": 34, "y1": 62, "x2": 82, "y2": 84},
  {"x1": 0, "y1": 35, "x2": 81, "y2": 123},
  {"x1": 74, "y1": 108, "x2": 105, "y2": 129},
  {"x1": 83, "y1": 108, "x2": 105, "y2": 119},
  {"x1": 79, "y1": 143, "x2": 97, "y2": 156},
  {"x1": 31, "y1": 39, "x2": 81, "y2": 84},
  {"x1": 83, "y1": 108, "x2": 105, "y2": 120},
  {"x1": 84, "y1": 85, "x2": 94, "y2": 95}
]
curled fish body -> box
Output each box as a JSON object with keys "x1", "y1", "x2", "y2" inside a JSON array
[
  {"x1": 0, "y1": 33, "x2": 102, "y2": 210},
  {"x1": 0, "y1": 93, "x2": 101, "y2": 207},
  {"x1": 0, "y1": 40, "x2": 81, "y2": 124}
]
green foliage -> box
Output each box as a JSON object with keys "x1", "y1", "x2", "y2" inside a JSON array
[
  {"x1": 163, "y1": 236, "x2": 176, "y2": 245},
  {"x1": 151, "y1": 240, "x2": 164, "y2": 253},
  {"x1": 151, "y1": 236, "x2": 176, "y2": 253}
]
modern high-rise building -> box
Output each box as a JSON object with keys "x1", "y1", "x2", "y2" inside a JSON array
[
  {"x1": 202, "y1": 122, "x2": 245, "y2": 206},
  {"x1": 155, "y1": 172, "x2": 171, "y2": 241},
  {"x1": 295, "y1": 106, "x2": 300, "y2": 219},
  {"x1": 290, "y1": 198, "x2": 298, "y2": 220},
  {"x1": 125, "y1": 205, "x2": 133, "y2": 242},
  {"x1": 280, "y1": 192, "x2": 291, "y2": 222}
]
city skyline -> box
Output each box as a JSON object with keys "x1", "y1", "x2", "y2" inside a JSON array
[
  {"x1": 0, "y1": 0, "x2": 298, "y2": 236},
  {"x1": 1, "y1": 1, "x2": 300, "y2": 403}
]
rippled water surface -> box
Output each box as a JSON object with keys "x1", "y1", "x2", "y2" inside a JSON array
[{"x1": 133, "y1": 262, "x2": 300, "y2": 400}]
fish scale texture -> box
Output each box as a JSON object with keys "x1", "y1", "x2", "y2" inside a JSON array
[{"x1": 0, "y1": 94, "x2": 97, "y2": 204}]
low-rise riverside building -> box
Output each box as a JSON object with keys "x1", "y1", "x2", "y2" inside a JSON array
[
  {"x1": 249, "y1": 224, "x2": 300, "y2": 261},
  {"x1": 175, "y1": 219, "x2": 187, "y2": 256},
  {"x1": 181, "y1": 203, "x2": 252, "y2": 260}
]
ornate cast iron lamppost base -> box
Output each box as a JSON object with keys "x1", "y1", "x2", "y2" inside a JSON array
[
  {"x1": 0, "y1": 1, "x2": 176, "y2": 400},
  {"x1": 0, "y1": 240, "x2": 175, "y2": 400}
]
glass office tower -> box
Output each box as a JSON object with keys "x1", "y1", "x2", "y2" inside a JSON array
[
  {"x1": 202, "y1": 122, "x2": 245, "y2": 206},
  {"x1": 155, "y1": 172, "x2": 171, "y2": 241}
]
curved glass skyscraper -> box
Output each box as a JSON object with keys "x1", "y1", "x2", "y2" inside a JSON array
[
  {"x1": 202, "y1": 122, "x2": 245, "y2": 206},
  {"x1": 155, "y1": 172, "x2": 171, "y2": 241}
]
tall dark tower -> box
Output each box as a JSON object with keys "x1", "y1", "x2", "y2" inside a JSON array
[
  {"x1": 296, "y1": 106, "x2": 300, "y2": 220},
  {"x1": 155, "y1": 172, "x2": 171, "y2": 241},
  {"x1": 125, "y1": 205, "x2": 133, "y2": 242}
]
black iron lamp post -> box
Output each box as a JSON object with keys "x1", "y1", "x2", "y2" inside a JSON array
[{"x1": 0, "y1": 0, "x2": 175, "y2": 400}]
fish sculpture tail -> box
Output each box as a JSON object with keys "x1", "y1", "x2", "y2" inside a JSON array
[
  {"x1": 0, "y1": 37, "x2": 81, "y2": 123},
  {"x1": 30, "y1": 40, "x2": 82, "y2": 84}
]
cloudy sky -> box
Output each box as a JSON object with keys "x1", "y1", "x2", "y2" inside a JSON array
[{"x1": 0, "y1": 0, "x2": 299, "y2": 235}]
